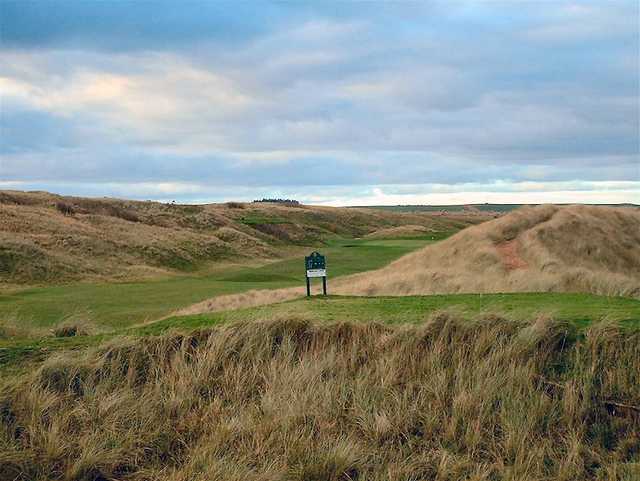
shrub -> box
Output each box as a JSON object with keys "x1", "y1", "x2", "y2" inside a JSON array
[
  {"x1": 52, "y1": 325, "x2": 79, "y2": 337},
  {"x1": 99, "y1": 204, "x2": 140, "y2": 222},
  {"x1": 0, "y1": 192, "x2": 37, "y2": 206},
  {"x1": 71, "y1": 198, "x2": 140, "y2": 222},
  {"x1": 108, "y1": 206, "x2": 139, "y2": 223},
  {"x1": 55, "y1": 202, "x2": 75, "y2": 216},
  {"x1": 226, "y1": 202, "x2": 245, "y2": 209},
  {"x1": 52, "y1": 321, "x2": 94, "y2": 338},
  {"x1": 253, "y1": 198, "x2": 301, "y2": 205}
]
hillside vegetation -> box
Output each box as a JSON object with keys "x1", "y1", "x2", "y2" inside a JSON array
[
  {"x1": 0, "y1": 238, "x2": 438, "y2": 330},
  {"x1": 336, "y1": 205, "x2": 640, "y2": 298},
  {"x1": 0, "y1": 190, "x2": 486, "y2": 285},
  {"x1": 1, "y1": 315, "x2": 638, "y2": 480}
]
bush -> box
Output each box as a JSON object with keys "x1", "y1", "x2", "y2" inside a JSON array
[
  {"x1": 71, "y1": 198, "x2": 140, "y2": 222},
  {"x1": 107, "y1": 205, "x2": 139, "y2": 223},
  {"x1": 55, "y1": 202, "x2": 75, "y2": 216},
  {"x1": 226, "y1": 202, "x2": 245, "y2": 209},
  {"x1": 52, "y1": 325, "x2": 78, "y2": 337},
  {"x1": 253, "y1": 198, "x2": 301, "y2": 205},
  {"x1": 0, "y1": 192, "x2": 39, "y2": 206},
  {"x1": 52, "y1": 321, "x2": 93, "y2": 338}
]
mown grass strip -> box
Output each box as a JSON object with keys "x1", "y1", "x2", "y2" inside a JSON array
[
  {"x1": 2, "y1": 292, "x2": 638, "y2": 372},
  {"x1": 139, "y1": 292, "x2": 640, "y2": 336},
  {"x1": 0, "y1": 237, "x2": 440, "y2": 330}
]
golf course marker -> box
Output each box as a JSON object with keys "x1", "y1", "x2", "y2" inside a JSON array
[{"x1": 305, "y1": 251, "x2": 327, "y2": 296}]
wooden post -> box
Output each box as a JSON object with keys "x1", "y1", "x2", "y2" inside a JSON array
[
  {"x1": 322, "y1": 276, "x2": 327, "y2": 296},
  {"x1": 306, "y1": 276, "x2": 311, "y2": 297}
]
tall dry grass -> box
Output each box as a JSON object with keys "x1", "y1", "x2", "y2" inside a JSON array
[
  {"x1": 174, "y1": 286, "x2": 307, "y2": 317},
  {"x1": 1, "y1": 189, "x2": 488, "y2": 284},
  {"x1": 334, "y1": 205, "x2": 640, "y2": 298},
  {"x1": 1, "y1": 315, "x2": 638, "y2": 480}
]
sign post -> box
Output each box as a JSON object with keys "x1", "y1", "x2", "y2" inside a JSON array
[{"x1": 305, "y1": 251, "x2": 327, "y2": 296}]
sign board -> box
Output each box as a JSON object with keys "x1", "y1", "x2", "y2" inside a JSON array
[
  {"x1": 306, "y1": 268, "x2": 326, "y2": 278},
  {"x1": 304, "y1": 251, "x2": 327, "y2": 296},
  {"x1": 305, "y1": 252, "x2": 326, "y2": 271}
]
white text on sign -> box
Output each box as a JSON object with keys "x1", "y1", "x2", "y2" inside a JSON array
[{"x1": 306, "y1": 269, "x2": 327, "y2": 278}]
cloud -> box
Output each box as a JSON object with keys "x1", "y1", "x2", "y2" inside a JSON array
[
  {"x1": 3, "y1": 179, "x2": 637, "y2": 207},
  {"x1": 0, "y1": 1, "x2": 638, "y2": 204}
]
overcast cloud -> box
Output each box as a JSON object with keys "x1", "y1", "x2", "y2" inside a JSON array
[{"x1": 1, "y1": 1, "x2": 638, "y2": 204}]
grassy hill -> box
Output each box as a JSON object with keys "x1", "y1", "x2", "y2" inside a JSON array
[
  {"x1": 335, "y1": 204, "x2": 640, "y2": 298},
  {"x1": 364, "y1": 203, "x2": 639, "y2": 213},
  {"x1": 0, "y1": 190, "x2": 487, "y2": 285},
  {"x1": 2, "y1": 199, "x2": 639, "y2": 480}
]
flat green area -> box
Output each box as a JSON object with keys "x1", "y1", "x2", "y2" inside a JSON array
[
  {"x1": 2, "y1": 292, "x2": 637, "y2": 373},
  {"x1": 146, "y1": 293, "x2": 640, "y2": 335},
  {"x1": 0, "y1": 237, "x2": 438, "y2": 330}
]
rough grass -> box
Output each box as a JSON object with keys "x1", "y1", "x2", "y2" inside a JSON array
[
  {"x1": 1, "y1": 315, "x2": 638, "y2": 480},
  {"x1": 335, "y1": 205, "x2": 640, "y2": 299},
  {"x1": 0, "y1": 190, "x2": 487, "y2": 284},
  {"x1": 51, "y1": 319, "x2": 98, "y2": 338}
]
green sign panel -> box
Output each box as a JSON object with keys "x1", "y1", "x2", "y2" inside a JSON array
[
  {"x1": 305, "y1": 251, "x2": 326, "y2": 270},
  {"x1": 305, "y1": 251, "x2": 327, "y2": 296}
]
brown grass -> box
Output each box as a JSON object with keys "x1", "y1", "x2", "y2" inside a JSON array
[
  {"x1": 0, "y1": 190, "x2": 489, "y2": 284},
  {"x1": 1, "y1": 315, "x2": 638, "y2": 480},
  {"x1": 175, "y1": 287, "x2": 305, "y2": 316},
  {"x1": 55, "y1": 202, "x2": 76, "y2": 216},
  {"x1": 334, "y1": 205, "x2": 640, "y2": 298},
  {"x1": 0, "y1": 316, "x2": 49, "y2": 339},
  {"x1": 51, "y1": 320, "x2": 98, "y2": 338}
]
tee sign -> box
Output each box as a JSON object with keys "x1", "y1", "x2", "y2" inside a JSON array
[{"x1": 305, "y1": 252, "x2": 327, "y2": 295}]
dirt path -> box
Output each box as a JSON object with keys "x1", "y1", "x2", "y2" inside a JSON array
[{"x1": 496, "y1": 239, "x2": 529, "y2": 270}]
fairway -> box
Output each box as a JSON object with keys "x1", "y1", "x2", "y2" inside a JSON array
[
  {"x1": 0, "y1": 237, "x2": 438, "y2": 329},
  {"x1": 3, "y1": 291, "x2": 638, "y2": 372},
  {"x1": 148, "y1": 292, "x2": 640, "y2": 334}
]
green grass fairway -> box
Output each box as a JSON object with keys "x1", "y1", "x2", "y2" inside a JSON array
[
  {"x1": 2, "y1": 292, "x2": 638, "y2": 372},
  {"x1": 147, "y1": 292, "x2": 640, "y2": 334},
  {"x1": 0, "y1": 237, "x2": 437, "y2": 330}
]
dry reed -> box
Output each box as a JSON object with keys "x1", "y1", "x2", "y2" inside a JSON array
[
  {"x1": 334, "y1": 205, "x2": 640, "y2": 299},
  {"x1": 1, "y1": 315, "x2": 638, "y2": 480}
]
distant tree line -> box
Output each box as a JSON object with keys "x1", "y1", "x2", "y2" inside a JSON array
[{"x1": 253, "y1": 198, "x2": 300, "y2": 205}]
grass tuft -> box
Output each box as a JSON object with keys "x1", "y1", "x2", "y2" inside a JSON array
[{"x1": 1, "y1": 314, "x2": 638, "y2": 480}]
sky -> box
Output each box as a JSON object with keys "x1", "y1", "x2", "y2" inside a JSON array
[{"x1": 1, "y1": 0, "x2": 638, "y2": 206}]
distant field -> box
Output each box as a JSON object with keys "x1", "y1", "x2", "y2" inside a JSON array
[
  {"x1": 360, "y1": 204, "x2": 523, "y2": 212},
  {"x1": 0, "y1": 237, "x2": 441, "y2": 330},
  {"x1": 361, "y1": 203, "x2": 639, "y2": 213}
]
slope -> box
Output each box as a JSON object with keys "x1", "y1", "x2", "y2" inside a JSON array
[
  {"x1": 334, "y1": 205, "x2": 640, "y2": 298},
  {"x1": 0, "y1": 190, "x2": 488, "y2": 285}
]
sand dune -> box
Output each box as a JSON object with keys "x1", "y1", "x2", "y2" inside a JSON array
[
  {"x1": 0, "y1": 190, "x2": 486, "y2": 284},
  {"x1": 334, "y1": 205, "x2": 640, "y2": 298}
]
